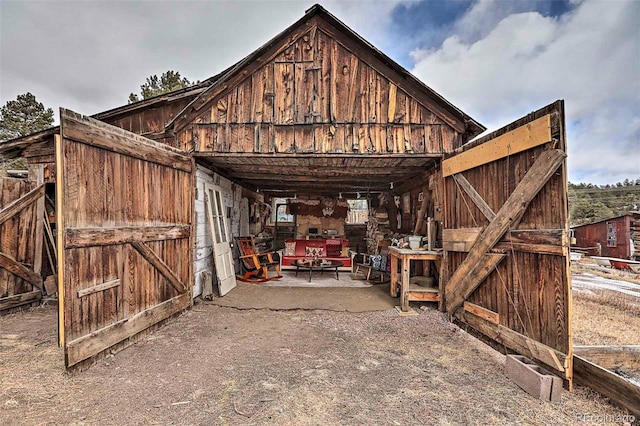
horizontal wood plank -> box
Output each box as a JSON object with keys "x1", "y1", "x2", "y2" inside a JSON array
[
  {"x1": 0, "y1": 290, "x2": 42, "y2": 311},
  {"x1": 573, "y1": 355, "x2": 640, "y2": 417},
  {"x1": 504, "y1": 229, "x2": 565, "y2": 246},
  {"x1": 443, "y1": 115, "x2": 551, "y2": 177},
  {"x1": 0, "y1": 184, "x2": 44, "y2": 225},
  {"x1": 77, "y1": 279, "x2": 121, "y2": 298},
  {"x1": 464, "y1": 301, "x2": 499, "y2": 325},
  {"x1": 408, "y1": 292, "x2": 440, "y2": 302},
  {"x1": 65, "y1": 293, "x2": 189, "y2": 367},
  {"x1": 443, "y1": 227, "x2": 482, "y2": 252},
  {"x1": 131, "y1": 242, "x2": 187, "y2": 294},
  {"x1": 65, "y1": 225, "x2": 190, "y2": 248},
  {"x1": 445, "y1": 228, "x2": 565, "y2": 255},
  {"x1": 574, "y1": 346, "x2": 640, "y2": 370},
  {"x1": 0, "y1": 251, "x2": 43, "y2": 289},
  {"x1": 493, "y1": 242, "x2": 564, "y2": 256},
  {"x1": 461, "y1": 310, "x2": 568, "y2": 376},
  {"x1": 61, "y1": 109, "x2": 192, "y2": 172}
]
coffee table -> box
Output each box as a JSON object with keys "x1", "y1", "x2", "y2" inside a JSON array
[{"x1": 292, "y1": 259, "x2": 344, "y2": 282}]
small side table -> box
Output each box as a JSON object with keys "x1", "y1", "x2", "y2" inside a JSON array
[{"x1": 389, "y1": 247, "x2": 443, "y2": 312}]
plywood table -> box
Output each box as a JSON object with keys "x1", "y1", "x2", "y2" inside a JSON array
[{"x1": 389, "y1": 247, "x2": 443, "y2": 312}]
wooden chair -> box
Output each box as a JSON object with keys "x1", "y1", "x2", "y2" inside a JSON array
[
  {"x1": 353, "y1": 239, "x2": 392, "y2": 283},
  {"x1": 235, "y1": 236, "x2": 282, "y2": 283}
]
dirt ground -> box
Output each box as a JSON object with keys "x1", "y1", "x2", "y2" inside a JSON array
[{"x1": 1, "y1": 293, "x2": 634, "y2": 425}]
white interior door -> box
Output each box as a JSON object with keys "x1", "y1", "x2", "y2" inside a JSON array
[{"x1": 205, "y1": 184, "x2": 237, "y2": 296}]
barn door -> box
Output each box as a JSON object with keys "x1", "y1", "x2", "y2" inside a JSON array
[
  {"x1": 442, "y1": 101, "x2": 572, "y2": 386},
  {"x1": 0, "y1": 179, "x2": 45, "y2": 312},
  {"x1": 57, "y1": 109, "x2": 193, "y2": 368},
  {"x1": 204, "y1": 183, "x2": 237, "y2": 296}
]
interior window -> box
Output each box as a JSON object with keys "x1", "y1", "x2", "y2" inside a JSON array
[
  {"x1": 346, "y1": 199, "x2": 368, "y2": 224},
  {"x1": 272, "y1": 197, "x2": 294, "y2": 223}
]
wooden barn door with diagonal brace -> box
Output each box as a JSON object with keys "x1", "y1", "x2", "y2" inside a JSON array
[
  {"x1": 0, "y1": 180, "x2": 45, "y2": 312},
  {"x1": 442, "y1": 101, "x2": 573, "y2": 387},
  {"x1": 57, "y1": 109, "x2": 193, "y2": 368}
]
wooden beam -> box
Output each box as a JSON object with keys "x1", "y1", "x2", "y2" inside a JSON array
[
  {"x1": 0, "y1": 290, "x2": 42, "y2": 311},
  {"x1": 445, "y1": 149, "x2": 566, "y2": 313},
  {"x1": 493, "y1": 242, "x2": 564, "y2": 256},
  {"x1": 452, "y1": 174, "x2": 496, "y2": 221},
  {"x1": 65, "y1": 225, "x2": 190, "y2": 248},
  {"x1": 413, "y1": 188, "x2": 430, "y2": 235},
  {"x1": 43, "y1": 211, "x2": 57, "y2": 267},
  {"x1": 443, "y1": 227, "x2": 483, "y2": 252},
  {"x1": 61, "y1": 109, "x2": 192, "y2": 172},
  {"x1": 0, "y1": 184, "x2": 44, "y2": 225},
  {"x1": 55, "y1": 133, "x2": 66, "y2": 348},
  {"x1": 442, "y1": 115, "x2": 552, "y2": 177},
  {"x1": 573, "y1": 355, "x2": 640, "y2": 417},
  {"x1": 574, "y1": 346, "x2": 640, "y2": 369},
  {"x1": 464, "y1": 302, "x2": 499, "y2": 325},
  {"x1": 131, "y1": 242, "x2": 187, "y2": 294},
  {"x1": 0, "y1": 252, "x2": 43, "y2": 289},
  {"x1": 461, "y1": 309, "x2": 569, "y2": 376},
  {"x1": 31, "y1": 165, "x2": 45, "y2": 286},
  {"x1": 65, "y1": 293, "x2": 189, "y2": 367},
  {"x1": 444, "y1": 228, "x2": 565, "y2": 255},
  {"x1": 504, "y1": 229, "x2": 564, "y2": 246},
  {"x1": 408, "y1": 292, "x2": 440, "y2": 302},
  {"x1": 77, "y1": 279, "x2": 121, "y2": 298}
]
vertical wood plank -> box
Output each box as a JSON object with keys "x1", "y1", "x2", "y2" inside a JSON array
[{"x1": 275, "y1": 63, "x2": 295, "y2": 124}]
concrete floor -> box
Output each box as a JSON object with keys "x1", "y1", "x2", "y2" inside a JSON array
[{"x1": 209, "y1": 280, "x2": 397, "y2": 312}]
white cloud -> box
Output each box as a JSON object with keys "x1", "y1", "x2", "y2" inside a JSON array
[
  {"x1": 411, "y1": 0, "x2": 640, "y2": 184},
  {"x1": 0, "y1": 0, "x2": 410, "y2": 117}
]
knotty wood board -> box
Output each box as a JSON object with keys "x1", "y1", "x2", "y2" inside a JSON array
[
  {"x1": 59, "y1": 109, "x2": 192, "y2": 368},
  {"x1": 442, "y1": 115, "x2": 551, "y2": 177}
]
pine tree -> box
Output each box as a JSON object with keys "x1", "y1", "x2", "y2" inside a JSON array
[
  {"x1": 128, "y1": 70, "x2": 193, "y2": 103},
  {"x1": 0, "y1": 92, "x2": 54, "y2": 141}
]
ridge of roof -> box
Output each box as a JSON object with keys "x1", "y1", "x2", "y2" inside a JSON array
[{"x1": 167, "y1": 4, "x2": 485, "y2": 138}]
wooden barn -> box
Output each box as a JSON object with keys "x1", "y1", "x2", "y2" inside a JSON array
[
  {"x1": 0, "y1": 4, "x2": 578, "y2": 392},
  {"x1": 572, "y1": 213, "x2": 639, "y2": 260}
]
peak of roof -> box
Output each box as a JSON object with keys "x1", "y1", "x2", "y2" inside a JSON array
[{"x1": 167, "y1": 4, "x2": 484, "y2": 138}]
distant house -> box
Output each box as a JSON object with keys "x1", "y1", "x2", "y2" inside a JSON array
[{"x1": 572, "y1": 212, "x2": 639, "y2": 260}]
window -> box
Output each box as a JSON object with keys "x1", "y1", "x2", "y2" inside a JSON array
[
  {"x1": 346, "y1": 199, "x2": 368, "y2": 224},
  {"x1": 606, "y1": 221, "x2": 617, "y2": 247},
  {"x1": 272, "y1": 198, "x2": 294, "y2": 223}
]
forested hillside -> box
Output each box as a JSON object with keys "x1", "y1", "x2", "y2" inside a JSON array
[{"x1": 569, "y1": 179, "x2": 640, "y2": 226}]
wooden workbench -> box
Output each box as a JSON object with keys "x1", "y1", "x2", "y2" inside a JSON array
[{"x1": 389, "y1": 247, "x2": 443, "y2": 312}]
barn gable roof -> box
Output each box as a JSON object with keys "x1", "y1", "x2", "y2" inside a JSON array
[{"x1": 168, "y1": 4, "x2": 485, "y2": 141}]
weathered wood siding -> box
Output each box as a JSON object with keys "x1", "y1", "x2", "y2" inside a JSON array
[
  {"x1": 193, "y1": 164, "x2": 242, "y2": 297},
  {"x1": 16, "y1": 96, "x2": 196, "y2": 179},
  {"x1": 190, "y1": 28, "x2": 461, "y2": 154},
  {"x1": 58, "y1": 109, "x2": 192, "y2": 367},
  {"x1": 443, "y1": 101, "x2": 571, "y2": 381},
  {"x1": 102, "y1": 97, "x2": 194, "y2": 149},
  {"x1": 0, "y1": 179, "x2": 43, "y2": 312}
]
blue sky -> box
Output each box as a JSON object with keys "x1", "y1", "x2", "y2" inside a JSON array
[{"x1": 1, "y1": 0, "x2": 638, "y2": 184}]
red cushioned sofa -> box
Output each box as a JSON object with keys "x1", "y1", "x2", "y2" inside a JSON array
[{"x1": 280, "y1": 238, "x2": 354, "y2": 271}]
